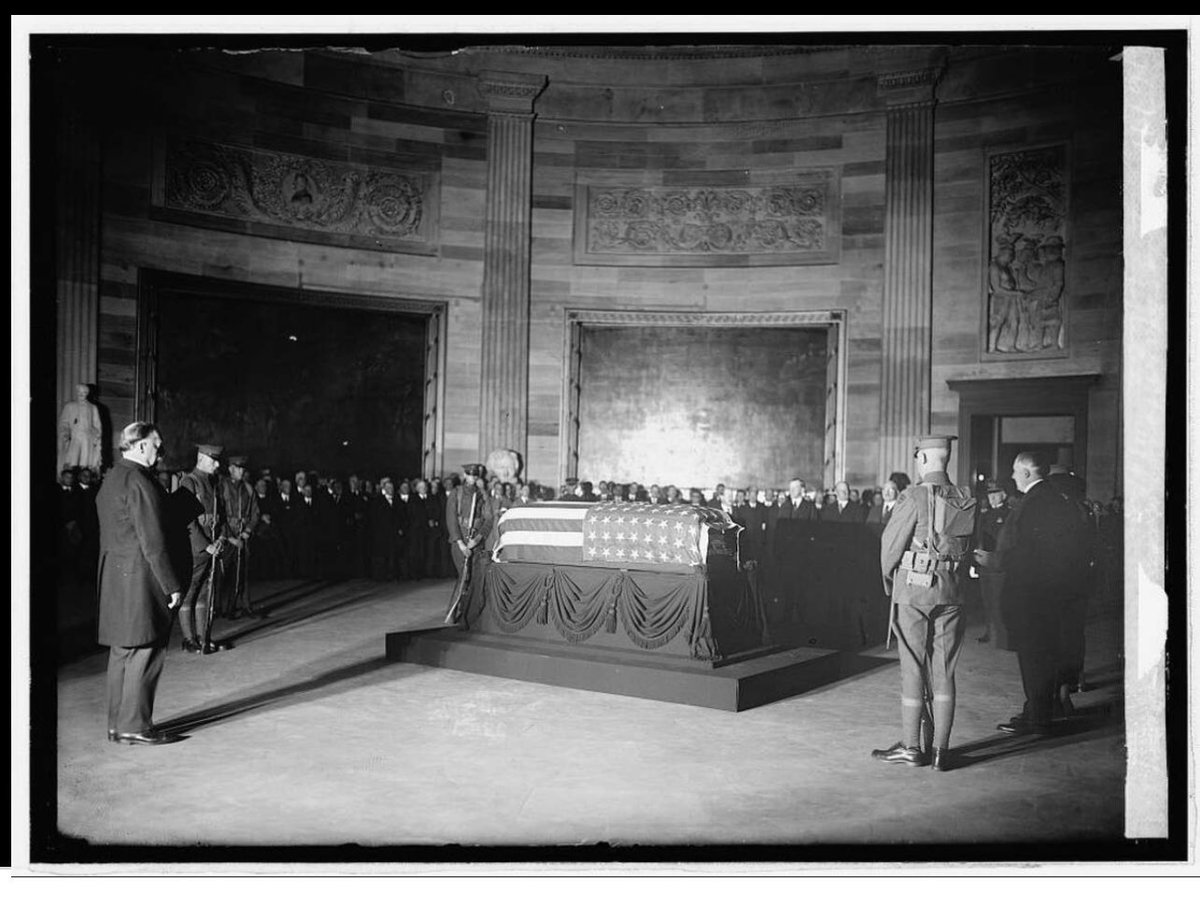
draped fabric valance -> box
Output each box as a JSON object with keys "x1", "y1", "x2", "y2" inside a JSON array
[{"x1": 468, "y1": 561, "x2": 764, "y2": 663}]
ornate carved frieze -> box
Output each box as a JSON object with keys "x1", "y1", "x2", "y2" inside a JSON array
[
  {"x1": 574, "y1": 170, "x2": 841, "y2": 267},
  {"x1": 983, "y1": 144, "x2": 1069, "y2": 358},
  {"x1": 154, "y1": 137, "x2": 439, "y2": 254}
]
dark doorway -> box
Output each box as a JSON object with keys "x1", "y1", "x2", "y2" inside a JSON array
[
  {"x1": 140, "y1": 273, "x2": 432, "y2": 480},
  {"x1": 950, "y1": 376, "x2": 1096, "y2": 495}
]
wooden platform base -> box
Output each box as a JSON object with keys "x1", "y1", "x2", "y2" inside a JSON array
[{"x1": 385, "y1": 628, "x2": 845, "y2": 711}]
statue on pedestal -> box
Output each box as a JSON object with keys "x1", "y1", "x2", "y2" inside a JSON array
[{"x1": 58, "y1": 383, "x2": 102, "y2": 473}]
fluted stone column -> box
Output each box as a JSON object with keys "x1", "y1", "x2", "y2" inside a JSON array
[
  {"x1": 877, "y1": 69, "x2": 939, "y2": 479},
  {"x1": 476, "y1": 70, "x2": 547, "y2": 459},
  {"x1": 55, "y1": 110, "x2": 102, "y2": 417}
]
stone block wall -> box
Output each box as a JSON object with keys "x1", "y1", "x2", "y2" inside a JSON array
[{"x1": 62, "y1": 43, "x2": 1122, "y2": 496}]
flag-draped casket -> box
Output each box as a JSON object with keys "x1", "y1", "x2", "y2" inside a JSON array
[{"x1": 461, "y1": 501, "x2": 765, "y2": 663}]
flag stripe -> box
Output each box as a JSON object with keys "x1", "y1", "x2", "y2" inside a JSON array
[
  {"x1": 495, "y1": 544, "x2": 584, "y2": 565},
  {"x1": 498, "y1": 505, "x2": 589, "y2": 525},
  {"x1": 496, "y1": 530, "x2": 583, "y2": 548}
]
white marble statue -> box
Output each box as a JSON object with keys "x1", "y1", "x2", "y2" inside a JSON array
[{"x1": 58, "y1": 383, "x2": 102, "y2": 472}]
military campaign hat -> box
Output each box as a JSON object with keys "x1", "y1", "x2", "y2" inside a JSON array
[
  {"x1": 913, "y1": 435, "x2": 957, "y2": 456},
  {"x1": 196, "y1": 444, "x2": 224, "y2": 459}
]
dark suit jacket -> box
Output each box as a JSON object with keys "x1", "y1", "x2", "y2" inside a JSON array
[
  {"x1": 864, "y1": 501, "x2": 897, "y2": 536},
  {"x1": 820, "y1": 500, "x2": 863, "y2": 523},
  {"x1": 997, "y1": 480, "x2": 1090, "y2": 609},
  {"x1": 368, "y1": 493, "x2": 405, "y2": 557},
  {"x1": 96, "y1": 458, "x2": 184, "y2": 647},
  {"x1": 775, "y1": 497, "x2": 817, "y2": 522}
]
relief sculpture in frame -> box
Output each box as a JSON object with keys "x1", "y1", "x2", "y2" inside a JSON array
[
  {"x1": 574, "y1": 169, "x2": 841, "y2": 267},
  {"x1": 984, "y1": 144, "x2": 1068, "y2": 358},
  {"x1": 154, "y1": 137, "x2": 439, "y2": 255}
]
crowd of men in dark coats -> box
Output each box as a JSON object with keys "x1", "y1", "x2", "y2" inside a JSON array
[
  {"x1": 58, "y1": 458, "x2": 1122, "y2": 621},
  {"x1": 231, "y1": 469, "x2": 460, "y2": 584}
]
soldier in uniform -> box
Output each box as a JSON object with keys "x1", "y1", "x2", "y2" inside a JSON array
[
  {"x1": 220, "y1": 455, "x2": 260, "y2": 618},
  {"x1": 177, "y1": 444, "x2": 229, "y2": 654},
  {"x1": 872, "y1": 435, "x2": 977, "y2": 771},
  {"x1": 446, "y1": 464, "x2": 495, "y2": 578}
]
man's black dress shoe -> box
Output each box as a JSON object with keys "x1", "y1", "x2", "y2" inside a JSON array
[
  {"x1": 871, "y1": 741, "x2": 929, "y2": 766},
  {"x1": 107, "y1": 728, "x2": 118, "y2": 742},
  {"x1": 931, "y1": 747, "x2": 950, "y2": 771},
  {"x1": 182, "y1": 639, "x2": 202, "y2": 653},
  {"x1": 996, "y1": 718, "x2": 1051, "y2": 735},
  {"x1": 201, "y1": 640, "x2": 231, "y2": 654},
  {"x1": 116, "y1": 730, "x2": 182, "y2": 746}
]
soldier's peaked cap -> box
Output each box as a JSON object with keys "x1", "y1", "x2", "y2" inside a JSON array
[
  {"x1": 197, "y1": 444, "x2": 224, "y2": 459},
  {"x1": 913, "y1": 435, "x2": 956, "y2": 455},
  {"x1": 228, "y1": 455, "x2": 249, "y2": 467}
]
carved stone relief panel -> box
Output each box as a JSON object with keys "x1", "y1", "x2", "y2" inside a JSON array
[
  {"x1": 983, "y1": 144, "x2": 1069, "y2": 359},
  {"x1": 573, "y1": 169, "x2": 841, "y2": 267},
  {"x1": 154, "y1": 137, "x2": 439, "y2": 255}
]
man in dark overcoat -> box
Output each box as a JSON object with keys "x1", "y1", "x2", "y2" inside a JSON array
[
  {"x1": 994, "y1": 451, "x2": 1092, "y2": 733},
  {"x1": 96, "y1": 422, "x2": 184, "y2": 745}
]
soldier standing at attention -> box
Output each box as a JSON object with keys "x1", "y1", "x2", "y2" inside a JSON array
[
  {"x1": 872, "y1": 435, "x2": 977, "y2": 772},
  {"x1": 220, "y1": 455, "x2": 260, "y2": 618},
  {"x1": 177, "y1": 444, "x2": 229, "y2": 654},
  {"x1": 446, "y1": 464, "x2": 495, "y2": 578}
]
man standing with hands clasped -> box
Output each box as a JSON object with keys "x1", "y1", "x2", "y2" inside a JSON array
[
  {"x1": 872, "y1": 435, "x2": 977, "y2": 772},
  {"x1": 95, "y1": 422, "x2": 185, "y2": 745}
]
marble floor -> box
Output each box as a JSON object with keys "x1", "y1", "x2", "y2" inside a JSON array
[{"x1": 46, "y1": 576, "x2": 1126, "y2": 860}]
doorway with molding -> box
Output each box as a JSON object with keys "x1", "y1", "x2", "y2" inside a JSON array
[{"x1": 949, "y1": 376, "x2": 1097, "y2": 495}]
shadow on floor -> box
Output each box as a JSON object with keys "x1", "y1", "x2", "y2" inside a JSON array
[
  {"x1": 154, "y1": 651, "x2": 413, "y2": 737},
  {"x1": 214, "y1": 583, "x2": 384, "y2": 647},
  {"x1": 950, "y1": 702, "x2": 1123, "y2": 770}
]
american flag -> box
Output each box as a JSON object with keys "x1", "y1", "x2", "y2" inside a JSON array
[{"x1": 492, "y1": 500, "x2": 739, "y2": 574}]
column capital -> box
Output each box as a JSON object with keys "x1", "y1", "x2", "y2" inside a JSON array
[
  {"x1": 477, "y1": 70, "x2": 548, "y2": 115},
  {"x1": 876, "y1": 67, "x2": 943, "y2": 108}
]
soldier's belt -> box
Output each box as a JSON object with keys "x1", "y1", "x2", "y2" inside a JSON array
[{"x1": 901, "y1": 550, "x2": 964, "y2": 588}]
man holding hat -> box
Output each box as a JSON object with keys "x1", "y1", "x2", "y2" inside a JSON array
[
  {"x1": 177, "y1": 444, "x2": 229, "y2": 654},
  {"x1": 873, "y1": 435, "x2": 977, "y2": 771},
  {"x1": 220, "y1": 455, "x2": 260, "y2": 618}
]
